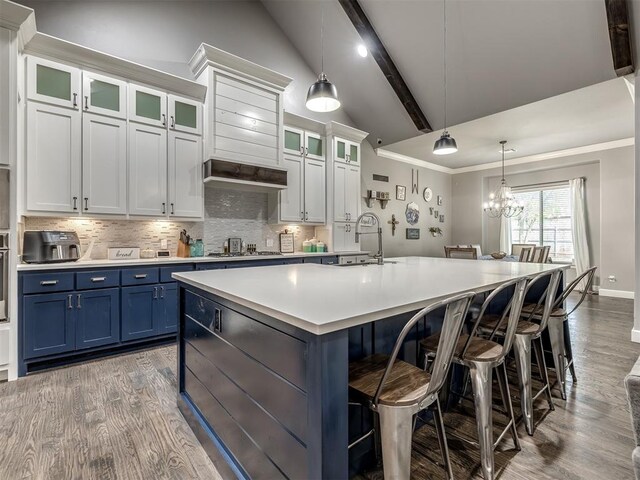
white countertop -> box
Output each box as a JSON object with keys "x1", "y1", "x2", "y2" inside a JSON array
[
  {"x1": 16, "y1": 251, "x2": 365, "y2": 271},
  {"x1": 173, "y1": 256, "x2": 567, "y2": 335}
]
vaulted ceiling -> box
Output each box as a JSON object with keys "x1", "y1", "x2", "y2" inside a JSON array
[{"x1": 263, "y1": 0, "x2": 620, "y2": 148}]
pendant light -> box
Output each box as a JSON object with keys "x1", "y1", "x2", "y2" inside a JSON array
[
  {"x1": 483, "y1": 141, "x2": 524, "y2": 218},
  {"x1": 433, "y1": 0, "x2": 457, "y2": 155},
  {"x1": 306, "y1": 2, "x2": 341, "y2": 112}
]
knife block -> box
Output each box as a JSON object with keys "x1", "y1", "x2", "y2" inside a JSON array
[{"x1": 177, "y1": 240, "x2": 190, "y2": 258}]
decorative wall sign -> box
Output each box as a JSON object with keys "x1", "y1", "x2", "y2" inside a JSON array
[
  {"x1": 396, "y1": 185, "x2": 406, "y2": 201},
  {"x1": 437, "y1": 195, "x2": 443, "y2": 206},
  {"x1": 108, "y1": 247, "x2": 140, "y2": 260},
  {"x1": 388, "y1": 214, "x2": 400, "y2": 236},
  {"x1": 406, "y1": 228, "x2": 420, "y2": 239},
  {"x1": 373, "y1": 174, "x2": 389, "y2": 182},
  {"x1": 411, "y1": 169, "x2": 419, "y2": 194},
  {"x1": 423, "y1": 187, "x2": 433, "y2": 202},
  {"x1": 405, "y1": 202, "x2": 420, "y2": 225},
  {"x1": 434, "y1": 210, "x2": 439, "y2": 218},
  {"x1": 439, "y1": 215, "x2": 445, "y2": 223},
  {"x1": 429, "y1": 207, "x2": 434, "y2": 215},
  {"x1": 279, "y1": 232, "x2": 295, "y2": 253}
]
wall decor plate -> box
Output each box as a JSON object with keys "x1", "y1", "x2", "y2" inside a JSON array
[
  {"x1": 396, "y1": 185, "x2": 406, "y2": 201},
  {"x1": 406, "y1": 228, "x2": 420, "y2": 240},
  {"x1": 405, "y1": 202, "x2": 419, "y2": 225},
  {"x1": 423, "y1": 187, "x2": 433, "y2": 202}
]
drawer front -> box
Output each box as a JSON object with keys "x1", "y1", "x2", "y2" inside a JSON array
[
  {"x1": 22, "y1": 272, "x2": 75, "y2": 294},
  {"x1": 160, "y1": 264, "x2": 194, "y2": 283},
  {"x1": 195, "y1": 263, "x2": 226, "y2": 271},
  {"x1": 321, "y1": 256, "x2": 339, "y2": 265},
  {"x1": 185, "y1": 290, "x2": 307, "y2": 391},
  {"x1": 76, "y1": 270, "x2": 120, "y2": 290},
  {"x1": 121, "y1": 267, "x2": 159, "y2": 286}
]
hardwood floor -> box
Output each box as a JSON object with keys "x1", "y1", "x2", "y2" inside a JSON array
[{"x1": 0, "y1": 294, "x2": 637, "y2": 480}]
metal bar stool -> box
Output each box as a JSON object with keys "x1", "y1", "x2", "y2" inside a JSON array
[
  {"x1": 520, "y1": 266, "x2": 597, "y2": 399},
  {"x1": 421, "y1": 277, "x2": 529, "y2": 480},
  {"x1": 478, "y1": 270, "x2": 562, "y2": 436},
  {"x1": 348, "y1": 292, "x2": 475, "y2": 480}
]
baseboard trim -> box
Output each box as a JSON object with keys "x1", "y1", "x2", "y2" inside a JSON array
[
  {"x1": 632, "y1": 328, "x2": 640, "y2": 343},
  {"x1": 598, "y1": 288, "x2": 635, "y2": 299}
]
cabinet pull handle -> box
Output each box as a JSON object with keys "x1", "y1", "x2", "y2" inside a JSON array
[
  {"x1": 305, "y1": 211, "x2": 308, "y2": 221},
  {"x1": 73, "y1": 196, "x2": 78, "y2": 210},
  {"x1": 40, "y1": 280, "x2": 58, "y2": 286},
  {"x1": 84, "y1": 95, "x2": 89, "y2": 110},
  {"x1": 161, "y1": 114, "x2": 166, "y2": 126},
  {"x1": 162, "y1": 202, "x2": 166, "y2": 214},
  {"x1": 67, "y1": 294, "x2": 73, "y2": 309},
  {"x1": 170, "y1": 203, "x2": 174, "y2": 215},
  {"x1": 170, "y1": 116, "x2": 175, "y2": 128},
  {"x1": 160, "y1": 286, "x2": 165, "y2": 299},
  {"x1": 73, "y1": 93, "x2": 78, "y2": 108},
  {"x1": 153, "y1": 287, "x2": 158, "y2": 299},
  {"x1": 77, "y1": 294, "x2": 82, "y2": 309},
  {"x1": 305, "y1": 147, "x2": 308, "y2": 156},
  {"x1": 84, "y1": 197, "x2": 88, "y2": 211},
  {"x1": 214, "y1": 308, "x2": 222, "y2": 333},
  {"x1": 91, "y1": 277, "x2": 106, "y2": 282},
  {"x1": 300, "y1": 146, "x2": 304, "y2": 155},
  {"x1": 134, "y1": 274, "x2": 148, "y2": 279}
]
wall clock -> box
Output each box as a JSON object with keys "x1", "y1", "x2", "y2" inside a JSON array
[{"x1": 423, "y1": 187, "x2": 433, "y2": 202}]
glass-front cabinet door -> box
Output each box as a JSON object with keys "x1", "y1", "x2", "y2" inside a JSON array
[
  {"x1": 128, "y1": 84, "x2": 167, "y2": 128},
  {"x1": 348, "y1": 142, "x2": 360, "y2": 164},
  {"x1": 168, "y1": 94, "x2": 202, "y2": 136},
  {"x1": 82, "y1": 71, "x2": 127, "y2": 119},
  {"x1": 334, "y1": 137, "x2": 348, "y2": 164},
  {"x1": 27, "y1": 56, "x2": 81, "y2": 110},
  {"x1": 283, "y1": 126, "x2": 304, "y2": 156},
  {"x1": 304, "y1": 131, "x2": 324, "y2": 161}
]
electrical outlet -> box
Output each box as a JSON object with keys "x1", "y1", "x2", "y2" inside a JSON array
[
  {"x1": 160, "y1": 239, "x2": 168, "y2": 249},
  {"x1": 608, "y1": 275, "x2": 617, "y2": 283},
  {"x1": 266, "y1": 238, "x2": 274, "y2": 248}
]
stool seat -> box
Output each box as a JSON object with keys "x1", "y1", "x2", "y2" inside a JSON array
[
  {"x1": 421, "y1": 333, "x2": 503, "y2": 363},
  {"x1": 521, "y1": 303, "x2": 567, "y2": 319},
  {"x1": 349, "y1": 353, "x2": 432, "y2": 406},
  {"x1": 479, "y1": 314, "x2": 540, "y2": 335}
]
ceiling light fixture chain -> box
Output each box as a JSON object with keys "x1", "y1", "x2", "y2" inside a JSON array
[
  {"x1": 483, "y1": 140, "x2": 524, "y2": 218},
  {"x1": 433, "y1": 0, "x2": 458, "y2": 155}
]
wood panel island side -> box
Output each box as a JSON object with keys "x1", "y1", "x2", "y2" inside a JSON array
[{"x1": 173, "y1": 256, "x2": 564, "y2": 479}]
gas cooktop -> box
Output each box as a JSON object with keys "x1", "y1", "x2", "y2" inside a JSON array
[{"x1": 207, "y1": 251, "x2": 283, "y2": 258}]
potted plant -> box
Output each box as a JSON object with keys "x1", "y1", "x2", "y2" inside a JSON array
[{"x1": 429, "y1": 227, "x2": 443, "y2": 237}]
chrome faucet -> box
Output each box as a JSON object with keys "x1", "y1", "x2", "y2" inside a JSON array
[{"x1": 355, "y1": 212, "x2": 384, "y2": 265}]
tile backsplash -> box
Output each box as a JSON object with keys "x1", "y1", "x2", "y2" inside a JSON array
[{"x1": 23, "y1": 186, "x2": 315, "y2": 260}]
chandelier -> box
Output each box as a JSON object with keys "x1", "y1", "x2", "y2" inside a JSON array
[{"x1": 483, "y1": 141, "x2": 523, "y2": 218}]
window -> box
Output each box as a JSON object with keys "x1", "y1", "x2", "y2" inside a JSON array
[{"x1": 510, "y1": 185, "x2": 574, "y2": 262}]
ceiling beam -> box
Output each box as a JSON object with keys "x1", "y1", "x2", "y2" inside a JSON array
[
  {"x1": 338, "y1": 0, "x2": 432, "y2": 133},
  {"x1": 604, "y1": 0, "x2": 634, "y2": 76}
]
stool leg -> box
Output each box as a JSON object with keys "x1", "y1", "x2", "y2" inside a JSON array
[
  {"x1": 547, "y1": 316, "x2": 566, "y2": 400},
  {"x1": 469, "y1": 361, "x2": 495, "y2": 480},
  {"x1": 533, "y1": 337, "x2": 555, "y2": 412},
  {"x1": 373, "y1": 411, "x2": 382, "y2": 467},
  {"x1": 433, "y1": 397, "x2": 454, "y2": 480},
  {"x1": 513, "y1": 334, "x2": 534, "y2": 436},
  {"x1": 497, "y1": 362, "x2": 521, "y2": 451},
  {"x1": 564, "y1": 319, "x2": 577, "y2": 383},
  {"x1": 378, "y1": 405, "x2": 415, "y2": 480}
]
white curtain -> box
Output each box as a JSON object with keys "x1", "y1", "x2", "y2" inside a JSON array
[
  {"x1": 569, "y1": 178, "x2": 590, "y2": 290},
  {"x1": 499, "y1": 215, "x2": 512, "y2": 254}
]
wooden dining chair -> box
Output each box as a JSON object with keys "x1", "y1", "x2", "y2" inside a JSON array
[
  {"x1": 518, "y1": 247, "x2": 533, "y2": 262},
  {"x1": 445, "y1": 246, "x2": 478, "y2": 260},
  {"x1": 511, "y1": 243, "x2": 536, "y2": 260},
  {"x1": 530, "y1": 246, "x2": 550, "y2": 263}
]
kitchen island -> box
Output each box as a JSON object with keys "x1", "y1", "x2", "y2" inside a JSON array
[{"x1": 173, "y1": 257, "x2": 565, "y2": 480}]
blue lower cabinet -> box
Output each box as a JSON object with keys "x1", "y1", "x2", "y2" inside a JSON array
[
  {"x1": 76, "y1": 288, "x2": 120, "y2": 350},
  {"x1": 121, "y1": 285, "x2": 158, "y2": 342},
  {"x1": 23, "y1": 292, "x2": 75, "y2": 359},
  {"x1": 159, "y1": 283, "x2": 178, "y2": 334}
]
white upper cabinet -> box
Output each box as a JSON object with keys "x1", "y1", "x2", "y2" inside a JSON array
[
  {"x1": 81, "y1": 70, "x2": 127, "y2": 119},
  {"x1": 168, "y1": 94, "x2": 202, "y2": 136},
  {"x1": 27, "y1": 56, "x2": 81, "y2": 110},
  {"x1": 128, "y1": 84, "x2": 167, "y2": 128},
  {"x1": 334, "y1": 136, "x2": 360, "y2": 165},
  {"x1": 283, "y1": 126, "x2": 304, "y2": 156},
  {"x1": 128, "y1": 122, "x2": 167, "y2": 216},
  {"x1": 82, "y1": 113, "x2": 127, "y2": 214},
  {"x1": 304, "y1": 158, "x2": 325, "y2": 223},
  {"x1": 279, "y1": 155, "x2": 304, "y2": 223},
  {"x1": 168, "y1": 131, "x2": 203, "y2": 219},
  {"x1": 26, "y1": 102, "x2": 81, "y2": 212}
]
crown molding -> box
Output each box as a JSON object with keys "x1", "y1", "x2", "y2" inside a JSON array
[
  {"x1": 377, "y1": 137, "x2": 634, "y2": 175},
  {"x1": 0, "y1": 0, "x2": 36, "y2": 48},
  {"x1": 24, "y1": 33, "x2": 206, "y2": 101},
  {"x1": 189, "y1": 43, "x2": 292, "y2": 91},
  {"x1": 283, "y1": 111, "x2": 325, "y2": 133},
  {"x1": 325, "y1": 121, "x2": 368, "y2": 143}
]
